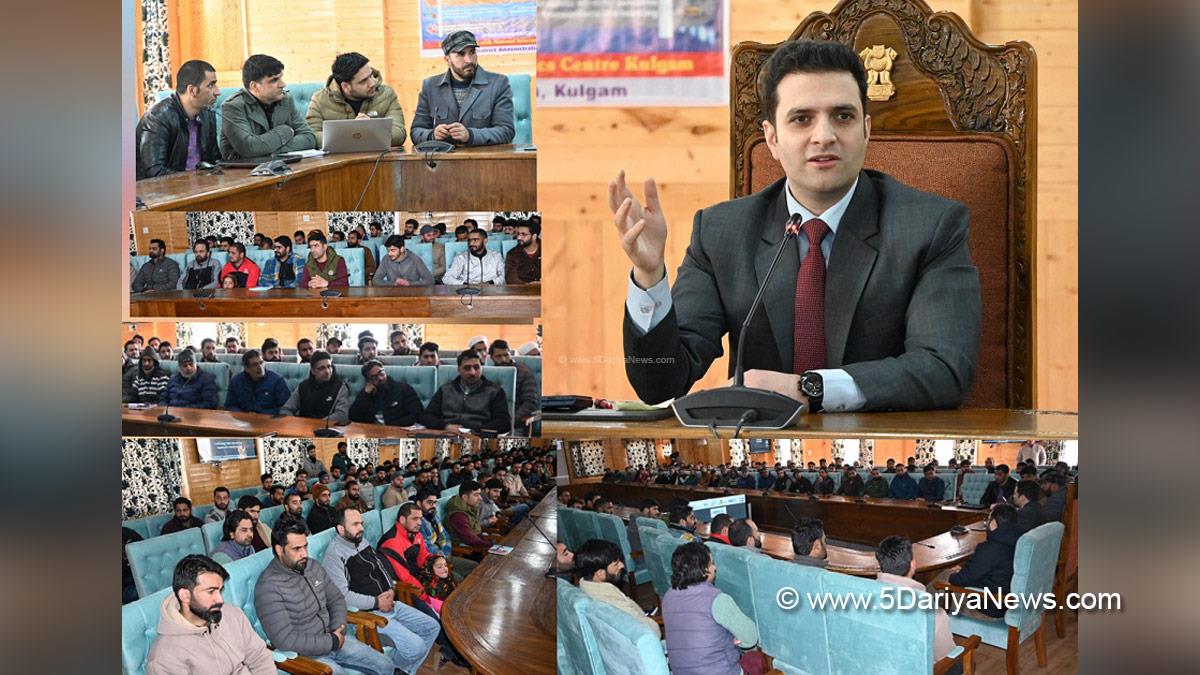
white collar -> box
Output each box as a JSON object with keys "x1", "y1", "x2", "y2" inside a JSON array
[{"x1": 784, "y1": 175, "x2": 860, "y2": 234}]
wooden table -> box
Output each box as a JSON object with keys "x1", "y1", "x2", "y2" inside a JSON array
[
  {"x1": 443, "y1": 492, "x2": 556, "y2": 675},
  {"x1": 584, "y1": 484, "x2": 986, "y2": 579},
  {"x1": 135, "y1": 146, "x2": 537, "y2": 211},
  {"x1": 121, "y1": 405, "x2": 466, "y2": 439},
  {"x1": 543, "y1": 408, "x2": 1078, "y2": 440},
  {"x1": 128, "y1": 285, "x2": 541, "y2": 319}
]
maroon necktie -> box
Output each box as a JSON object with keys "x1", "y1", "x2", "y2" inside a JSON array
[{"x1": 792, "y1": 218, "x2": 830, "y2": 374}]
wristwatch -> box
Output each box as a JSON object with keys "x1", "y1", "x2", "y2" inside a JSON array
[{"x1": 799, "y1": 371, "x2": 824, "y2": 413}]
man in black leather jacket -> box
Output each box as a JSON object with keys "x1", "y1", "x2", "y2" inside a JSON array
[{"x1": 135, "y1": 59, "x2": 220, "y2": 179}]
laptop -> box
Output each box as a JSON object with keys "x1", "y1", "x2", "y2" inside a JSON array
[{"x1": 321, "y1": 117, "x2": 393, "y2": 153}]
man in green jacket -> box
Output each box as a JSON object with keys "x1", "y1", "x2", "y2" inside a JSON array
[
  {"x1": 863, "y1": 467, "x2": 891, "y2": 498},
  {"x1": 306, "y1": 52, "x2": 406, "y2": 148},
  {"x1": 219, "y1": 54, "x2": 316, "y2": 160}
]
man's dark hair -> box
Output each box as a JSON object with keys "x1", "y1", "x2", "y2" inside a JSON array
[
  {"x1": 331, "y1": 51, "x2": 370, "y2": 85},
  {"x1": 727, "y1": 518, "x2": 756, "y2": 547},
  {"x1": 261, "y1": 338, "x2": 279, "y2": 352},
  {"x1": 174, "y1": 497, "x2": 193, "y2": 508},
  {"x1": 419, "y1": 342, "x2": 439, "y2": 355},
  {"x1": 200, "y1": 338, "x2": 216, "y2": 348},
  {"x1": 1039, "y1": 470, "x2": 1066, "y2": 486},
  {"x1": 175, "y1": 60, "x2": 216, "y2": 95},
  {"x1": 405, "y1": 218, "x2": 419, "y2": 227},
  {"x1": 488, "y1": 339, "x2": 510, "y2": 356},
  {"x1": 270, "y1": 517, "x2": 309, "y2": 552},
  {"x1": 639, "y1": 498, "x2": 660, "y2": 511},
  {"x1": 398, "y1": 501, "x2": 421, "y2": 519},
  {"x1": 237, "y1": 495, "x2": 261, "y2": 510},
  {"x1": 219, "y1": 236, "x2": 235, "y2": 247},
  {"x1": 242, "y1": 54, "x2": 285, "y2": 89},
  {"x1": 492, "y1": 215, "x2": 506, "y2": 225},
  {"x1": 415, "y1": 487, "x2": 440, "y2": 503},
  {"x1": 670, "y1": 541, "x2": 713, "y2": 590},
  {"x1": 668, "y1": 503, "x2": 693, "y2": 525},
  {"x1": 310, "y1": 350, "x2": 332, "y2": 370},
  {"x1": 384, "y1": 234, "x2": 405, "y2": 249},
  {"x1": 269, "y1": 484, "x2": 285, "y2": 496},
  {"x1": 273, "y1": 235, "x2": 292, "y2": 250},
  {"x1": 459, "y1": 479, "x2": 482, "y2": 495},
  {"x1": 333, "y1": 505, "x2": 359, "y2": 528},
  {"x1": 996, "y1": 464, "x2": 1011, "y2": 475},
  {"x1": 360, "y1": 359, "x2": 384, "y2": 377},
  {"x1": 990, "y1": 503, "x2": 1018, "y2": 527},
  {"x1": 149, "y1": 238, "x2": 167, "y2": 250},
  {"x1": 760, "y1": 39, "x2": 868, "y2": 123},
  {"x1": 470, "y1": 228, "x2": 489, "y2": 239},
  {"x1": 240, "y1": 349, "x2": 262, "y2": 367},
  {"x1": 1018, "y1": 464, "x2": 1038, "y2": 478},
  {"x1": 171, "y1": 554, "x2": 228, "y2": 595},
  {"x1": 575, "y1": 539, "x2": 624, "y2": 580},
  {"x1": 875, "y1": 535, "x2": 914, "y2": 576},
  {"x1": 593, "y1": 497, "x2": 612, "y2": 511},
  {"x1": 709, "y1": 513, "x2": 734, "y2": 535},
  {"x1": 214, "y1": 486, "x2": 230, "y2": 497},
  {"x1": 221, "y1": 510, "x2": 252, "y2": 541},
  {"x1": 231, "y1": 242, "x2": 247, "y2": 255},
  {"x1": 484, "y1": 478, "x2": 504, "y2": 490},
  {"x1": 790, "y1": 517, "x2": 824, "y2": 556},
  {"x1": 326, "y1": 337, "x2": 343, "y2": 348},
  {"x1": 192, "y1": 239, "x2": 210, "y2": 252},
  {"x1": 456, "y1": 349, "x2": 482, "y2": 367},
  {"x1": 516, "y1": 221, "x2": 541, "y2": 236},
  {"x1": 454, "y1": 225, "x2": 470, "y2": 236},
  {"x1": 307, "y1": 230, "x2": 328, "y2": 244}
]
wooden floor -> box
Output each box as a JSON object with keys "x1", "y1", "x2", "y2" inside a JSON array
[{"x1": 415, "y1": 648, "x2": 469, "y2": 675}]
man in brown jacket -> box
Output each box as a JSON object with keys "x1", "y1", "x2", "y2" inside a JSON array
[
  {"x1": 147, "y1": 555, "x2": 275, "y2": 675},
  {"x1": 306, "y1": 52, "x2": 406, "y2": 147}
]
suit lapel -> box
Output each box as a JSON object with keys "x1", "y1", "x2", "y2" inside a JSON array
[
  {"x1": 754, "y1": 181, "x2": 798, "y2": 371},
  {"x1": 457, "y1": 68, "x2": 487, "y2": 120},
  {"x1": 825, "y1": 171, "x2": 880, "y2": 367}
]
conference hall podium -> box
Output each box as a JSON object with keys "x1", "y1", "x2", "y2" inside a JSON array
[{"x1": 135, "y1": 145, "x2": 537, "y2": 211}]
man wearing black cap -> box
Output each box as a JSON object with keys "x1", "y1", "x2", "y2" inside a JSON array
[
  {"x1": 349, "y1": 360, "x2": 424, "y2": 426},
  {"x1": 410, "y1": 30, "x2": 515, "y2": 146},
  {"x1": 160, "y1": 350, "x2": 220, "y2": 409}
]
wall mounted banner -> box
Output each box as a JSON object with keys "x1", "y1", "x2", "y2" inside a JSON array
[
  {"x1": 537, "y1": 0, "x2": 729, "y2": 107},
  {"x1": 420, "y1": 0, "x2": 538, "y2": 58}
]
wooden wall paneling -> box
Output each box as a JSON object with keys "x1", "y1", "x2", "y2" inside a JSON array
[
  {"x1": 123, "y1": 321, "x2": 183, "y2": 344},
  {"x1": 870, "y1": 439, "x2": 919, "y2": 466},
  {"x1": 423, "y1": 324, "x2": 539, "y2": 352},
  {"x1": 180, "y1": 437, "x2": 264, "y2": 501},
  {"x1": 242, "y1": 322, "x2": 325, "y2": 351}
]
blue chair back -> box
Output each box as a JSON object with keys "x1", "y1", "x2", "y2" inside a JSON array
[
  {"x1": 436, "y1": 492, "x2": 454, "y2": 526},
  {"x1": 221, "y1": 549, "x2": 275, "y2": 646},
  {"x1": 156, "y1": 84, "x2": 323, "y2": 146},
  {"x1": 637, "y1": 528, "x2": 675, "y2": 599},
  {"x1": 508, "y1": 73, "x2": 533, "y2": 145},
  {"x1": 264, "y1": 362, "x2": 310, "y2": 392},
  {"x1": 301, "y1": 499, "x2": 314, "y2": 518},
  {"x1": 1004, "y1": 522, "x2": 1065, "y2": 638},
  {"x1": 122, "y1": 517, "x2": 154, "y2": 540},
  {"x1": 705, "y1": 542, "x2": 760, "y2": 625},
  {"x1": 244, "y1": 249, "x2": 274, "y2": 274},
  {"x1": 595, "y1": 512, "x2": 650, "y2": 585},
  {"x1": 127, "y1": 527, "x2": 206, "y2": 596},
  {"x1": 584, "y1": 601, "x2": 668, "y2": 675},
  {"x1": 823, "y1": 569, "x2": 936, "y2": 674},
  {"x1": 383, "y1": 365, "x2": 437, "y2": 407},
  {"x1": 557, "y1": 508, "x2": 579, "y2": 551},
  {"x1": 405, "y1": 242, "x2": 436, "y2": 276},
  {"x1": 258, "y1": 504, "x2": 285, "y2": 530},
  {"x1": 306, "y1": 527, "x2": 336, "y2": 563},
  {"x1": 380, "y1": 504, "x2": 402, "y2": 534},
  {"x1": 961, "y1": 472, "x2": 994, "y2": 504},
  {"x1": 335, "y1": 246, "x2": 366, "y2": 287},
  {"x1": 556, "y1": 578, "x2": 605, "y2": 675},
  {"x1": 746, "y1": 554, "x2": 830, "y2": 674},
  {"x1": 120, "y1": 587, "x2": 173, "y2": 675},
  {"x1": 443, "y1": 483, "x2": 461, "y2": 498},
  {"x1": 514, "y1": 356, "x2": 541, "y2": 387},
  {"x1": 201, "y1": 519, "x2": 224, "y2": 554},
  {"x1": 362, "y1": 508, "x2": 383, "y2": 547},
  {"x1": 330, "y1": 353, "x2": 360, "y2": 364}
]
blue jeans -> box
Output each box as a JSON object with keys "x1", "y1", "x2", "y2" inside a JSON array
[
  {"x1": 505, "y1": 502, "x2": 530, "y2": 524},
  {"x1": 375, "y1": 601, "x2": 441, "y2": 673},
  {"x1": 313, "y1": 633, "x2": 394, "y2": 675}
]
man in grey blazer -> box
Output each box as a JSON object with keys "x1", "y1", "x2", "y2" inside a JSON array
[
  {"x1": 611, "y1": 40, "x2": 980, "y2": 412},
  {"x1": 220, "y1": 54, "x2": 317, "y2": 161},
  {"x1": 410, "y1": 30, "x2": 515, "y2": 146}
]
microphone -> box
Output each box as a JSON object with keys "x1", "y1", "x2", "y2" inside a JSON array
[
  {"x1": 457, "y1": 246, "x2": 482, "y2": 299},
  {"x1": 314, "y1": 380, "x2": 348, "y2": 437},
  {"x1": 672, "y1": 214, "x2": 807, "y2": 430},
  {"x1": 158, "y1": 370, "x2": 187, "y2": 422}
]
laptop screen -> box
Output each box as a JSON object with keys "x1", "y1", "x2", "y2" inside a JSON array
[{"x1": 688, "y1": 494, "x2": 749, "y2": 523}]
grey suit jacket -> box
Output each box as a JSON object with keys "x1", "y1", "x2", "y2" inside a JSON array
[
  {"x1": 219, "y1": 89, "x2": 317, "y2": 160},
  {"x1": 409, "y1": 66, "x2": 514, "y2": 146},
  {"x1": 623, "y1": 170, "x2": 981, "y2": 411}
]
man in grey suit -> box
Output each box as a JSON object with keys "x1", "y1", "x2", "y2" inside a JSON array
[
  {"x1": 220, "y1": 54, "x2": 317, "y2": 160},
  {"x1": 610, "y1": 40, "x2": 980, "y2": 412},
  {"x1": 410, "y1": 30, "x2": 515, "y2": 146}
]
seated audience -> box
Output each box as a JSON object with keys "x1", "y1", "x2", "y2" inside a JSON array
[
  {"x1": 662, "y1": 542, "x2": 759, "y2": 675},
  {"x1": 225, "y1": 349, "x2": 291, "y2": 415},
  {"x1": 132, "y1": 239, "x2": 182, "y2": 292},
  {"x1": 980, "y1": 464, "x2": 1018, "y2": 506},
  {"x1": 178, "y1": 240, "x2": 220, "y2": 290},
  {"x1": 1038, "y1": 470, "x2": 1069, "y2": 523},
  {"x1": 418, "y1": 556, "x2": 457, "y2": 615},
  {"x1": 666, "y1": 504, "x2": 699, "y2": 542},
  {"x1": 374, "y1": 234, "x2": 434, "y2": 286},
  {"x1": 306, "y1": 51, "x2": 407, "y2": 147},
  {"x1": 160, "y1": 350, "x2": 219, "y2": 409},
  {"x1": 161, "y1": 497, "x2": 204, "y2": 535},
  {"x1": 410, "y1": 30, "x2": 514, "y2": 146},
  {"x1": 219, "y1": 243, "x2": 261, "y2": 288},
  {"x1": 349, "y1": 360, "x2": 423, "y2": 426},
  {"x1": 917, "y1": 464, "x2": 947, "y2": 502},
  {"x1": 814, "y1": 469, "x2": 835, "y2": 495},
  {"x1": 727, "y1": 518, "x2": 763, "y2": 552},
  {"x1": 864, "y1": 467, "x2": 890, "y2": 497},
  {"x1": 443, "y1": 229, "x2": 505, "y2": 285},
  {"x1": 707, "y1": 513, "x2": 734, "y2": 544},
  {"x1": 575, "y1": 539, "x2": 659, "y2": 634},
  {"x1": 306, "y1": 484, "x2": 336, "y2": 534},
  {"x1": 504, "y1": 220, "x2": 541, "y2": 284},
  {"x1": 237, "y1": 495, "x2": 272, "y2": 552},
  {"x1": 888, "y1": 464, "x2": 919, "y2": 500},
  {"x1": 443, "y1": 480, "x2": 494, "y2": 552},
  {"x1": 279, "y1": 351, "x2": 350, "y2": 424},
  {"x1": 937, "y1": 504, "x2": 1020, "y2": 619},
  {"x1": 260, "y1": 236, "x2": 306, "y2": 288},
  {"x1": 837, "y1": 466, "x2": 865, "y2": 496},
  {"x1": 123, "y1": 348, "x2": 170, "y2": 403},
  {"x1": 1013, "y1": 480, "x2": 1043, "y2": 533},
  {"x1": 204, "y1": 487, "x2": 232, "y2": 523},
  {"x1": 298, "y1": 232, "x2": 350, "y2": 289},
  {"x1": 210, "y1": 509, "x2": 256, "y2": 563},
  {"x1": 220, "y1": 54, "x2": 316, "y2": 160},
  {"x1": 488, "y1": 339, "x2": 539, "y2": 434},
  {"x1": 135, "y1": 60, "x2": 220, "y2": 179},
  {"x1": 420, "y1": 350, "x2": 511, "y2": 433}
]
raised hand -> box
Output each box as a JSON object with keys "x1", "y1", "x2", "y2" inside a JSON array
[{"x1": 608, "y1": 170, "x2": 669, "y2": 289}]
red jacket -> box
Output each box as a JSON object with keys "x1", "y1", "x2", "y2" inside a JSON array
[
  {"x1": 378, "y1": 526, "x2": 429, "y2": 589},
  {"x1": 219, "y1": 259, "x2": 261, "y2": 288}
]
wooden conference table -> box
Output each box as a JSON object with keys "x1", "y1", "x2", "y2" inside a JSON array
[
  {"x1": 578, "y1": 483, "x2": 987, "y2": 580},
  {"x1": 121, "y1": 405, "x2": 466, "y2": 439},
  {"x1": 543, "y1": 408, "x2": 1079, "y2": 440},
  {"x1": 128, "y1": 285, "x2": 541, "y2": 319},
  {"x1": 443, "y1": 492, "x2": 557, "y2": 675},
  {"x1": 135, "y1": 145, "x2": 537, "y2": 211}
]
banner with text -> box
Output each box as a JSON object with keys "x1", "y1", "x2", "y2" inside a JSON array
[
  {"x1": 420, "y1": 0, "x2": 538, "y2": 58},
  {"x1": 537, "y1": 0, "x2": 729, "y2": 106}
]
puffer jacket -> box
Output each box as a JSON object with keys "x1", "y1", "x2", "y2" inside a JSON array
[
  {"x1": 160, "y1": 370, "x2": 220, "y2": 409},
  {"x1": 305, "y1": 68, "x2": 406, "y2": 147},
  {"x1": 254, "y1": 556, "x2": 346, "y2": 657}
]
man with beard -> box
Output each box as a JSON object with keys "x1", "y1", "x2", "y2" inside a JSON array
[
  {"x1": 260, "y1": 235, "x2": 306, "y2": 289},
  {"x1": 306, "y1": 51, "x2": 407, "y2": 147},
  {"x1": 204, "y1": 487, "x2": 233, "y2": 523},
  {"x1": 575, "y1": 539, "x2": 660, "y2": 635},
  {"x1": 321, "y1": 507, "x2": 441, "y2": 674},
  {"x1": 262, "y1": 485, "x2": 286, "y2": 510},
  {"x1": 790, "y1": 517, "x2": 829, "y2": 568},
  {"x1": 299, "y1": 444, "x2": 328, "y2": 478},
  {"x1": 837, "y1": 465, "x2": 866, "y2": 497},
  {"x1": 403, "y1": 218, "x2": 420, "y2": 238},
  {"x1": 218, "y1": 243, "x2": 261, "y2": 288},
  {"x1": 389, "y1": 330, "x2": 412, "y2": 356},
  {"x1": 123, "y1": 347, "x2": 171, "y2": 403},
  {"x1": 443, "y1": 228, "x2": 505, "y2": 285},
  {"x1": 488, "y1": 339, "x2": 539, "y2": 435},
  {"x1": 298, "y1": 231, "x2": 350, "y2": 290},
  {"x1": 296, "y1": 338, "x2": 315, "y2": 364},
  {"x1": 259, "y1": 338, "x2": 283, "y2": 363},
  {"x1": 443, "y1": 480, "x2": 494, "y2": 554},
  {"x1": 381, "y1": 470, "x2": 408, "y2": 509},
  {"x1": 415, "y1": 487, "x2": 477, "y2": 578},
  {"x1": 330, "y1": 441, "x2": 352, "y2": 476},
  {"x1": 177, "y1": 239, "x2": 220, "y2": 290},
  {"x1": 161, "y1": 497, "x2": 204, "y2": 535},
  {"x1": 479, "y1": 477, "x2": 529, "y2": 529},
  {"x1": 419, "y1": 350, "x2": 510, "y2": 433},
  {"x1": 280, "y1": 351, "x2": 350, "y2": 424},
  {"x1": 225, "y1": 349, "x2": 291, "y2": 415},
  {"x1": 355, "y1": 334, "x2": 379, "y2": 365},
  {"x1": 373, "y1": 234, "x2": 433, "y2": 287},
  {"x1": 728, "y1": 518, "x2": 766, "y2": 554},
  {"x1": 410, "y1": 30, "x2": 514, "y2": 146},
  {"x1": 198, "y1": 338, "x2": 219, "y2": 363},
  {"x1": 416, "y1": 225, "x2": 447, "y2": 281},
  {"x1": 256, "y1": 519, "x2": 392, "y2": 674},
  {"x1": 132, "y1": 239, "x2": 181, "y2": 292},
  {"x1": 237, "y1": 496, "x2": 272, "y2": 552},
  {"x1": 337, "y1": 478, "x2": 371, "y2": 513},
  {"x1": 350, "y1": 360, "x2": 423, "y2": 427},
  {"x1": 211, "y1": 510, "x2": 256, "y2": 563},
  {"x1": 504, "y1": 220, "x2": 541, "y2": 284},
  {"x1": 306, "y1": 485, "x2": 337, "y2": 534},
  {"x1": 147, "y1": 555, "x2": 275, "y2": 674}
]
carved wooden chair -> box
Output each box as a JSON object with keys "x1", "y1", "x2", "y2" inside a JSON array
[{"x1": 731, "y1": 0, "x2": 1037, "y2": 408}]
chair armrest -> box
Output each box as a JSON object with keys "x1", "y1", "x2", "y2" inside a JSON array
[
  {"x1": 274, "y1": 653, "x2": 333, "y2": 675},
  {"x1": 346, "y1": 610, "x2": 387, "y2": 627},
  {"x1": 346, "y1": 611, "x2": 386, "y2": 652},
  {"x1": 393, "y1": 581, "x2": 423, "y2": 605},
  {"x1": 933, "y1": 635, "x2": 981, "y2": 675}
]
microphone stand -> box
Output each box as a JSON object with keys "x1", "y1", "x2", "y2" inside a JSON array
[
  {"x1": 456, "y1": 247, "x2": 482, "y2": 304},
  {"x1": 672, "y1": 214, "x2": 807, "y2": 430},
  {"x1": 158, "y1": 370, "x2": 187, "y2": 423},
  {"x1": 314, "y1": 380, "x2": 348, "y2": 437}
]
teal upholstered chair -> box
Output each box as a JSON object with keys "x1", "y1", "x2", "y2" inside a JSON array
[
  {"x1": 197, "y1": 362, "x2": 232, "y2": 405},
  {"x1": 501, "y1": 239, "x2": 519, "y2": 257},
  {"x1": 201, "y1": 519, "x2": 224, "y2": 554},
  {"x1": 337, "y1": 247, "x2": 366, "y2": 287},
  {"x1": 960, "y1": 473, "x2": 995, "y2": 505},
  {"x1": 745, "y1": 553, "x2": 830, "y2": 674},
  {"x1": 373, "y1": 355, "x2": 417, "y2": 366},
  {"x1": 507, "y1": 73, "x2": 533, "y2": 145},
  {"x1": 514, "y1": 355, "x2": 541, "y2": 389},
  {"x1": 436, "y1": 364, "x2": 517, "y2": 433},
  {"x1": 408, "y1": 242, "x2": 436, "y2": 277},
  {"x1": 258, "y1": 505, "x2": 284, "y2": 530},
  {"x1": 557, "y1": 508, "x2": 580, "y2": 551},
  {"x1": 331, "y1": 354, "x2": 359, "y2": 364},
  {"x1": 382, "y1": 365, "x2": 437, "y2": 407},
  {"x1": 584, "y1": 601, "x2": 669, "y2": 675},
  {"x1": 595, "y1": 512, "x2": 652, "y2": 587},
  {"x1": 443, "y1": 484, "x2": 460, "y2": 498},
  {"x1": 941, "y1": 521, "x2": 1064, "y2": 675},
  {"x1": 307, "y1": 477, "x2": 320, "y2": 488},
  {"x1": 141, "y1": 512, "x2": 175, "y2": 537},
  {"x1": 634, "y1": 516, "x2": 667, "y2": 533},
  {"x1": 380, "y1": 504, "x2": 401, "y2": 534},
  {"x1": 330, "y1": 241, "x2": 348, "y2": 249},
  {"x1": 264, "y1": 362, "x2": 310, "y2": 392},
  {"x1": 300, "y1": 499, "x2": 314, "y2": 519},
  {"x1": 122, "y1": 517, "x2": 154, "y2": 540},
  {"x1": 305, "y1": 527, "x2": 336, "y2": 563},
  {"x1": 340, "y1": 364, "x2": 367, "y2": 398},
  {"x1": 127, "y1": 527, "x2": 206, "y2": 596},
  {"x1": 373, "y1": 485, "x2": 388, "y2": 512},
  {"x1": 556, "y1": 578, "x2": 605, "y2": 675},
  {"x1": 941, "y1": 472, "x2": 959, "y2": 501},
  {"x1": 230, "y1": 486, "x2": 262, "y2": 502},
  {"x1": 216, "y1": 352, "x2": 242, "y2": 366},
  {"x1": 639, "y1": 528, "x2": 683, "y2": 602},
  {"x1": 245, "y1": 249, "x2": 274, "y2": 274},
  {"x1": 328, "y1": 490, "x2": 345, "y2": 507},
  {"x1": 361, "y1": 508, "x2": 383, "y2": 547},
  {"x1": 705, "y1": 541, "x2": 760, "y2": 625},
  {"x1": 120, "y1": 587, "x2": 173, "y2": 675}
]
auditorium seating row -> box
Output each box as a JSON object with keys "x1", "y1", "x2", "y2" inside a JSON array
[
  {"x1": 148, "y1": 73, "x2": 534, "y2": 146},
  {"x1": 132, "y1": 237, "x2": 527, "y2": 289},
  {"x1": 204, "y1": 353, "x2": 541, "y2": 384}
]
